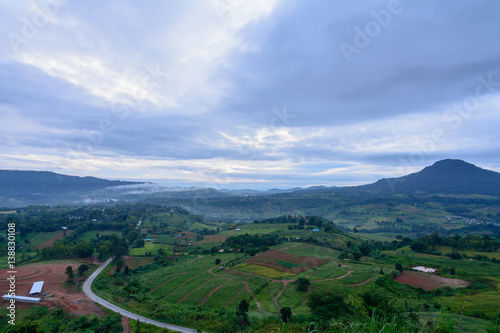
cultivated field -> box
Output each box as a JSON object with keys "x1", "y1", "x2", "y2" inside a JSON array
[
  {"x1": 245, "y1": 249, "x2": 330, "y2": 274},
  {"x1": 395, "y1": 270, "x2": 469, "y2": 290}
]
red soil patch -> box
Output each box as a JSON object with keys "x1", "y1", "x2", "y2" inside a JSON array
[
  {"x1": 395, "y1": 270, "x2": 469, "y2": 290},
  {"x1": 0, "y1": 261, "x2": 106, "y2": 317},
  {"x1": 246, "y1": 249, "x2": 329, "y2": 274},
  {"x1": 36, "y1": 230, "x2": 74, "y2": 249},
  {"x1": 198, "y1": 235, "x2": 229, "y2": 244}
]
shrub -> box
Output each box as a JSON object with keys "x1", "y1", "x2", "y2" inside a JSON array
[{"x1": 295, "y1": 277, "x2": 311, "y2": 292}]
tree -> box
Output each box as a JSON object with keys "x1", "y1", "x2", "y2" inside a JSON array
[
  {"x1": 116, "y1": 257, "x2": 125, "y2": 271},
  {"x1": 65, "y1": 266, "x2": 74, "y2": 283},
  {"x1": 280, "y1": 306, "x2": 292, "y2": 323},
  {"x1": 238, "y1": 299, "x2": 249, "y2": 314},
  {"x1": 295, "y1": 277, "x2": 311, "y2": 291},
  {"x1": 215, "y1": 258, "x2": 221, "y2": 265},
  {"x1": 77, "y1": 264, "x2": 89, "y2": 276},
  {"x1": 237, "y1": 299, "x2": 250, "y2": 326},
  {"x1": 307, "y1": 290, "x2": 350, "y2": 319},
  {"x1": 359, "y1": 242, "x2": 371, "y2": 256},
  {"x1": 395, "y1": 263, "x2": 403, "y2": 272}
]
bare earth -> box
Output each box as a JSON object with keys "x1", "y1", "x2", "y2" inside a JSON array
[
  {"x1": 0, "y1": 260, "x2": 106, "y2": 316},
  {"x1": 395, "y1": 270, "x2": 469, "y2": 290}
]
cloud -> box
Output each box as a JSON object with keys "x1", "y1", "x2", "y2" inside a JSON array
[{"x1": 0, "y1": 0, "x2": 500, "y2": 189}]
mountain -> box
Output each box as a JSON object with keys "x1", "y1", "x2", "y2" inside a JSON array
[
  {"x1": 362, "y1": 159, "x2": 500, "y2": 195},
  {"x1": 0, "y1": 170, "x2": 143, "y2": 206}
]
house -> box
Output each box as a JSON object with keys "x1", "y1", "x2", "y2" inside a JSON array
[
  {"x1": 236, "y1": 228, "x2": 241, "y2": 231},
  {"x1": 218, "y1": 249, "x2": 224, "y2": 253},
  {"x1": 29, "y1": 281, "x2": 44, "y2": 296},
  {"x1": 3, "y1": 295, "x2": 41, "y2": 303},
  {"x1": 312, "y1": 229, "x2": 319, "y2": 232}
]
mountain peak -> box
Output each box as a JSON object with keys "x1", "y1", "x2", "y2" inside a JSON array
[{"x1": 365, "y1": 159, "x2": 500, "y2": 195}]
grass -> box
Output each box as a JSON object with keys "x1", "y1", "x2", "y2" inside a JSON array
[
  {"x1": 165, "y1": 272, "x2": 214, "y2": 303},
  {"x1": 233, "y1": 263, "x2": 296, "y2": 279},
  {"x1": 219, "y1": 223, "x2": 284, "y2": 236},
  {"x1": 276, "y1": 243, "x2": 340, "y2": 259},
  {"x1": 435, "y1": 246, "x2": 500, "y2": 260},
  {"x1": 436, "y1": 277, "x2": 500, "y2": 317},
  {"x1": 29, "y1": 230, "x2": 62, "y2": 247},
  {"x1": 278, "y1": 283, "x2": 310, "y2": 314},
  {"x1": 147, "y1": 234, "x2": 179, "y2": 245},
  {"x1": 203, "y1": 280, "x2": 245, "y2": 308},
  {"x1": 416, "y1": 312, "x2": 490, "y2": 333},
  {"x1": 180, "y1": 276, "x2": 227, "y2": 305},
  {"x1": 149, "y1": 272, "x2": 198, "y2": 298},
  {"x1": 255, "y1": 281, "x2": 282, "y2": 312},
  {"x1": 129, "y1": 243, "x2": 173, "y2": 256},
  {"x1": 308, "y1": 263, "x2": 350, "y2": 280}
]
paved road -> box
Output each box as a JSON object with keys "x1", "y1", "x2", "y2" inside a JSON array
[{"x1": 83, "y1": 257, "x2": 200, "y2": 333}]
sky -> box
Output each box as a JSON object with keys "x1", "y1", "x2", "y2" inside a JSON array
[{"x1": 1, "y1": 0, "x2": 500, "y2": 190}]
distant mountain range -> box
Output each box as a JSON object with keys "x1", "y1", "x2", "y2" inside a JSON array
[
  {"x1": 361, "y1": 159, "x2": 500, "y2": 196},
  {"x1": 0, "y1": 170, "x2": 143, "y2": 206},
  {"x1": 1, "y1": 159, "x2": 499, "y2": 207}
]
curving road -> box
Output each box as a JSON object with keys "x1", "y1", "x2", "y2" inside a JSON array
[{"x1": 83, "y1": 257, "x2": 201, "y2": 333}]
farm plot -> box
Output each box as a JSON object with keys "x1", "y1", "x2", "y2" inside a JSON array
[
  {"x1": 203, "y1": 280, "x2": 245, "y2": 308},
  {"x1": 180, "y1": 276, "x2": 227, "y2": 305},
  {"x1": 198, "y1": 235, "x2": 229, "y2": 244},
  {"x1": 165, "y1": 272, "x2": 214, "y2": 303},
  {"x1": 29, "y1": 231, "x2": 64, "y2": 248},
  {"x1": 395, "y1": 270, "x2": 469, "y2": 290},
  {"x1": 79, "y1": 230, "x2": 121, "y2": 241},
  {"x1": 232, "y1": 263, "x2": 296, "y2": 279},
  {"x1": 254, "y1": 281, "x2": 282, "y2": 312},
  {"x1": 246, "y1": 249, "x2": 329, "y2": 274},
  {"x1": 278, "y1": 283, "x2": 309, "y2": 313},
  {"x1": 148, "y1": 234, "x2": 179, "y2": 245},
  {"x1": 305, "y1": 262, "x2": 343, "y2": 280},
  {"x1": 148, "y1": 272, "x2": 197, "y2": 298},
  {"x1": 277, "y1": 243, "x2": 341, "y2": 259},
  {"x1": 129, "y1": 243, "x2": 173, "y2": 256}
]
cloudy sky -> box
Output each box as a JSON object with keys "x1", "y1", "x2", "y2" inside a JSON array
[{"x1": 1, "y1": 0, "x2": 499, "y2": 189}]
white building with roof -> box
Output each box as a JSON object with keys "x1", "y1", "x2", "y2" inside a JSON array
[
  {"x1": 3, "y1": 295, "x2": 41, "y2": 303},
  {"x1": 29, "y1": 281, "x2": 44, "y2": 296}
]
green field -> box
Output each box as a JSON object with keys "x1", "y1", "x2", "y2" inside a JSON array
[
  {"x1": 232, "y1": 263, "x2": 296, "y2": 279},
  {"x1": 203, "y1": 280, "x2": 245, "y2": 308},
  {"x1": 29, "y1": 230, "x2": 62, "y2": 247},
  {"x1": 129, "y1": 243, "x2": 173, "y2": 256},
  {"x1": 180, "y1": 275, "x2": 227, "y2": 305}
]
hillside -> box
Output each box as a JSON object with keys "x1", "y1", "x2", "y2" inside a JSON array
[
  {"x1": 363, "y1": 159, "x2": 500, "y2": 195},
  {"x1": 0, "y1": 170, "x2": 143, "y2": 206}
]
